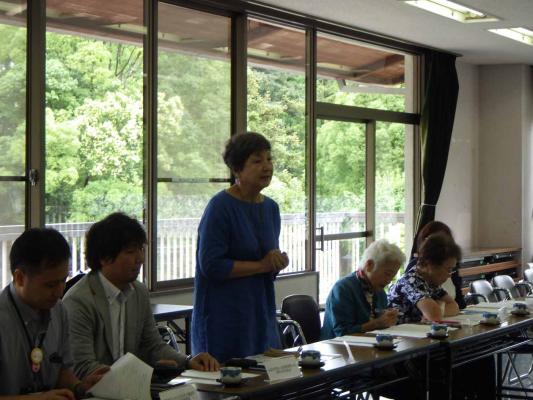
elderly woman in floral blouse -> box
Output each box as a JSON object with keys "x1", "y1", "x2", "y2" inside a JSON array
[{"x1": 388, "y1": 233, "x2": 460, "y2": 323}]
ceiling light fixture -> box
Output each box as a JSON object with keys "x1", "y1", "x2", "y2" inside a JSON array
[
  {"x1": 398, "y1": 0, "x2": 498, "y2": 23},
  {"x1": 488, "y1": 27, "x2": 533, "y2": 46}
]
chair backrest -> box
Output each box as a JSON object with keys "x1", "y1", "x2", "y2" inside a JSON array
[
  {"x1": 524, "y1": 269, "x2": 533, "y2": 283},
  {"x1": 62, "y1": 272, "x2": 86, "y2": 298},
  {"x1": 492, "y1": 274, "x2": 524, "y2": 298},
  {"x1": 470, "y1": 279, "x2": 506, "y2": 302},
  {"x1": 281, "y1": 294, "x2": 321, "y2": 344}
]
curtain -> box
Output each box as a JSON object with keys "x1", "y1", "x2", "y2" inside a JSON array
[{"x1": 412, "y1": 51, "x2": 459, "y2": 254}]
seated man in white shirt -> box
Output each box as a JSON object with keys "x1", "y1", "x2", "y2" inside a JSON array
[{"x1": 63, "y1": 212, "x2": 219, "y2": 379}]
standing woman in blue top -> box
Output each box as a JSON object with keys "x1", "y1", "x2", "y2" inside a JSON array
[{"x1": 192, "y1": 132, "x2": 289, "y2": 362}]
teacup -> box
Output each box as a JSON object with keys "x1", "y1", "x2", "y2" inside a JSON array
[
  {"x1": 300, "y1": 350, "x2": 321, "y2": 366},
  {"x1": 430, "y1": 323, "x2": 448, "y2": 337},
  {"x1": 482, "y1": 312, "x2": 500, "y2": 324},
  {"x1": 513, "y1": 303, "x2": 528, "y2": 313},
  {"x1": 375, "y1": 334, "x2": 394, "y2": 347},
  {"x1": 220, "y1": 366, "x2": 242, "y2": 384}
]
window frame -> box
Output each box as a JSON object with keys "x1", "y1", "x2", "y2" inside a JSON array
[{"x1": 17, "y1": 0, "x2": 424, "y2": 291}]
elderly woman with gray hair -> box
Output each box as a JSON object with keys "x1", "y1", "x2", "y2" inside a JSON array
[{"x1": 321, "y1": 239, "x2": 405, "y2": 339}]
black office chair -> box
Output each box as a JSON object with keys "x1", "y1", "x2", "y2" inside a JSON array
[
  {"x1": 469, "y1": 279, "x2": 509, "y2": 302},
  {"x1": 492, "y1": 274, "x2": 531, "y2": 299},
  {"x1": 62, "y1": 272, "x2": 86, "y2": 298},
  {"x1": 281, "y1": 294, "x2": 322, "y2": 344}
]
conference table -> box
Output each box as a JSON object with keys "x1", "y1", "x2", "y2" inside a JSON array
[{"x1": 190, "y1": 310, "x2": 533, "y2": 400}]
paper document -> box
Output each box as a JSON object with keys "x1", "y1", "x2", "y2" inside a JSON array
[
  {"x1": 467, "y1": 301, "x2": 514, "y2": 310},
  {"x1": 330, "y1": 335, "x2": 401, "y2": 346},
  {"x1": 181, "y1": 369, "x2": 259, "y2": 380},
  {"x1": 370, "y1": 324, "x2": 458, "y2": 338},
  {"x1": 88, "y1": 352, "x2": 153, "y2": 400}
]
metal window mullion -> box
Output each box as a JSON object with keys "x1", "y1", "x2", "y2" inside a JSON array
[
  {"x1": 306, "y1": 27, "x2": 317, "y2": 274},
  {"x1": 26, "y1": 0, "x2": 46, "y2": 228},
  {"x1": 144, "y1": 0, "x2": 157, "y2": 290},
  {"x1": 366, "y1": 120, "x2": 376, "y2": 246},
  {"x1": 231, "y1": 13, "x2": 247, "y2": 136}
]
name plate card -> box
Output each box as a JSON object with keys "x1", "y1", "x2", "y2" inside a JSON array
[
  {"x1": 159, "y1": 384, "x2": 199, "y2": 400},
  {"x1": 263, "y1": 356, "x2": 301, "y2": 382}
]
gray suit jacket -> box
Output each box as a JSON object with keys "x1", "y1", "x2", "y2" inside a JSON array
[{"x1": 63, "y1": 271, "x2": 187, "y2": 378}]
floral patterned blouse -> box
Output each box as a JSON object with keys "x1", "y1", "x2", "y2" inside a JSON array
[{"x1": 387, "y1": 268, "x2": 447, "y2": 323}]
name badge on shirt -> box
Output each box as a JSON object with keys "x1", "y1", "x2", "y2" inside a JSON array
[
  {"x1": 159, "y1": 384, "x2": 199, "y2": 400},
  {"x1": 263, "y1": 356, "x2": 301, "y2": 382}
]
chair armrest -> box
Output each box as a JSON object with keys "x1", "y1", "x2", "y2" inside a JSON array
[
  {"x1": 515, "y1": 282, "x2": 532, "y2": 295},
  {"x1": 464, "y1": 293, "x2": 488, "y2": 305},
  {"x1": 493, "y1": 287, "x2": 511, "y2": 300}
]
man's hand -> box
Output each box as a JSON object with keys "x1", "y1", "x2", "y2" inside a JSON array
[
  {"x1": 77, "y1": 366, "x2": 110, "y2": 397},
  {"x1": 189, "y1": 352, "x2": 220, "y2": 372}
]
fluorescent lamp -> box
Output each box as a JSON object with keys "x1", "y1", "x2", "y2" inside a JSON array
[
  {"x1": 399, "y1": 0, "x2": 498, "y2": 23},
  {"x1": 488, "y1": 28, "x2": 533, "y2": 46}
]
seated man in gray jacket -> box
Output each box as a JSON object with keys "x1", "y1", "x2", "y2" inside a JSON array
[{"x1": 63, "y1": 212, "x2": 219, "y2": 378}]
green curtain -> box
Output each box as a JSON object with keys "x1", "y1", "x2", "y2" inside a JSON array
[{"x1": 412, "y1": 51, "x2": 459, "y2": 252}]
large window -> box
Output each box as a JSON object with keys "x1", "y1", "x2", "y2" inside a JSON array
[
  {"x1": 247, "y1": 19, "x2": 307, "y2": 273},
  {"x1": 0, "y1": 1, "x2": 420, "y2": 292},
  {"x1": 0, "y1": 0, "x2": 26, "y2": 289},
  {"x1": 44, "y1": 0, "x2": 145, "y2": 278}
]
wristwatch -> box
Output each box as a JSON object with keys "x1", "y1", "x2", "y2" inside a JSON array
[{"x1": 185, "y1": 354, "x2": 193, "y2": 369}]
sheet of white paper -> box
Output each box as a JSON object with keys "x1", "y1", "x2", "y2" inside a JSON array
[
  {"x1": 159, "y1": 384, "x2": 199, "y2": 400},
  {"x1": 467, "y1": 301, "x2": 514, "y2": 310},
  {"x1": 370, "y1": 324, "x2": 457, "y2": 338},
  {"x1": 329, "y1": 335, "x2": 401, "y2": 345},
  {"x1": 88, "y1": 352, "x2": 153, "y2": 400},
  {"x1": 263, "y1": 356, "x2": 301, "y2": 382},
  {"x1": 180, "y1": 370, "x2": 258, "y2": 380}
]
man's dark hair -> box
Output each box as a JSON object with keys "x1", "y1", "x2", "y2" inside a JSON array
[
  {"x1": 85, "y1": 212, "x2": 147, "y2": 271},
  {"x1": 415, "y1": 220, "x2": 453, "y2": 253},
  {"x1": 418, "y1": 233, "x2": 462, "y2": 268},
  {"x1": 10, "y1": 228, "x2": 71, "y2": 275},
  {"x1": 223, "y1": 132, "x2": 271, "y2": 173}
]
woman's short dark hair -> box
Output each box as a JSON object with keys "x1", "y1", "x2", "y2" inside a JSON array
[
  {"x1": 10, "y1": 228, "x2": 71, "y2": 275},
  {"x1": 223, "y1": 132, "x2": 271, "y2": 173},
  {"x1": 415, "y1": 221, "x2": 453, "y2": 253},
  {"x1": 418, "y1": 233, "x2": 462, "y2": 268},
  {"x1": 85, "y1": 212, "x2": 147, "y2": 271}
]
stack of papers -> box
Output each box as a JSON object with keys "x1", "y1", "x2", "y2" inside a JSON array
[
  {"x1": 326, "y1": 335, "x2": 401, "y2": 347},
  {"x1": 370, "y1": 324, "x2": 458, "y2": 338},
  {"x1": 180, "y1": 369, "x2": 259, "y2": 386}
]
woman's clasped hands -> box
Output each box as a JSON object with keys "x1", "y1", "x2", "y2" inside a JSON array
[{"x1": 261, "y1": 249, "x2": 289, "y2": 273}]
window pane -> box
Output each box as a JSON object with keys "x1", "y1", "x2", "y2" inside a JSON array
[
  {"x1": 0, "y1": 1, "x2": 26, "y2": 176},
  {"x1": 317, "y1": 33, "x2": 414, "y2": 113},
  {"x1": 0, "y1": 182, "x2": 24, "y2": 288},
  {"x1": 247, "y1": 18, "x2": 306, "y2": 273},
  {"x1": 0, "y1": 1, "x2": 26, "y2": 288},
  {"x1": 45, "y1": 0, "x2": 144, "y2": 278},
  {"x1": 317, "y1": 238, "x2": 366, "y2": 305},
  {"x1": 316, "y1": 120, "x2": 366, "y2": 302},
  {"x1": 375, "y1": 122, "x2": 412, "y2": 258},
  {"x1": 157, "y1": 4, "x2": 231, "y2": 282}
]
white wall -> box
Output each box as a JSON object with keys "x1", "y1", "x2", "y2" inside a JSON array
[
  {"x1": 436, "y1": 61, "x2": 479, "y2": 249},
  {"x1": 522, "y1": 66, "x2": 533, "y2": 265},
  {"x1": 439, "y1": 63, "x2": 533, "y2": 263}
]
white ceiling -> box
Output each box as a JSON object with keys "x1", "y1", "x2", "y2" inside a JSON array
[{"x1": 256, "y1": 0, "x2": 533, "y2": 65}]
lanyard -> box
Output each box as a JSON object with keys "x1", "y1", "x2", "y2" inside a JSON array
[{"x1": 7, "y1": 289, "x2": 48, "y2": 392}]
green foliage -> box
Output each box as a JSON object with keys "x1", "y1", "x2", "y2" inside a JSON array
[{"x1": 0, "y1": 26, "x2": 407, "y2": 225}]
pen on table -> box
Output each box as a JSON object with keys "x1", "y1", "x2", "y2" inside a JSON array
[{"x1": 343, "y1": 340, "x2": 355, "y2": 362}]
